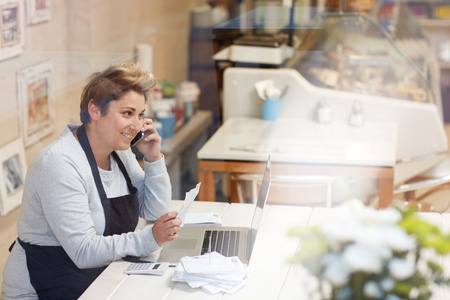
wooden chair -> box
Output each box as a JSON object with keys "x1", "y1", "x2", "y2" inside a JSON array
[
  {"x1": 230, "y1": 173, "x2": 334, "y2": 207},
  {"x1": 394, "y1": 150, "x2": 450, "y2": 212}
]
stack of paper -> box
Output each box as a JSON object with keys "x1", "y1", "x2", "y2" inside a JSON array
[{"x1": 172, "y1": 252, "x2": 250, "y2": 294}]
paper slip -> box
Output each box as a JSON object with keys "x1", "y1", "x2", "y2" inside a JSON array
[
  {"x1": 181, "y1": 252, "x2": 246, "y2": 274},
  {"x1": 172, "y1": 252, "x2": 250, "y2": 294},
  {"x1": 176, "y1": 182, "x2": 201, "y2": 227},
  {"x1": 202, "y1": 277, "x2": 249, "y2": 295},
  {"x1": 184, "y1": 213, "x2": 222, "y2": 226}
]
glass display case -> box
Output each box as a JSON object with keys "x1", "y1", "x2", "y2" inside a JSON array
[
  {"x1": 214, "y1": 1, "x2": 440, "y2": 108},
  {"x1": 285, "y1": 5, "x2": 438, "y2": 106}
]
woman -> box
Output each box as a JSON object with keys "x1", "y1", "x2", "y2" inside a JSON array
[{"x1": 2, "y1": 63, "x2": 181, "y2": 299}]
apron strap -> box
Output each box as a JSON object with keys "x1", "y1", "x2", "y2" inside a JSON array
[
  {"x1": 111, "y1": 151, "x2": 137, "y2": 194},
  {"x1": 77, "y1": 124, "x2": 112, "y2": 235},
  {"x1": 77, "y1": 124, "x2": 108, "y2": 200},
  {"x1": 8, "y1": 240, "x2": 16, "y2": 252}
]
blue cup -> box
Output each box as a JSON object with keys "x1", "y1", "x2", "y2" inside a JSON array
[
  {"x1": 154, "y1": 121, "x2": 164, "y2": 146},
  {"x1": 158, "y1": 114, "x2": 175, "y2": 138},
  {"x1": 262, "y1": 98, "x2": 281, "y2": 121}
]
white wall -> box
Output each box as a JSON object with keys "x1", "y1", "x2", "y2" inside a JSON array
[{"x1": 0, "y1": 0, "x2": 206, "y2": 164}]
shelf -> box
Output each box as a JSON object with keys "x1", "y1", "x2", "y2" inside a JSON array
[
  {"x1": 161, "y1": 110, "x2": 213, "y2": 166},
  {"x1": 418, "y1": 19, "x2": 450, "y2": 27},
  {"x1": 136, "y1": 110, "x2": 213, "y2": 168}
]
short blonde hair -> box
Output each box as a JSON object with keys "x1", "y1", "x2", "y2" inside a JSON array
[{"x1": 80, "y1": 62, "x2": 156, "y2": 124}]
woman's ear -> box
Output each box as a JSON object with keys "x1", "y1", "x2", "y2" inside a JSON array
[{"x1": 88, "y1": 100, "x2": 101, "y2": 121}]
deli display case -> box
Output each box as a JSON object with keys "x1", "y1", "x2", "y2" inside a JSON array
[
  {"x1": 285, "y1": 3, "x2": 440, "y2": 108},
  {"x1": 211, "y1": 2, "x2": 447, "y2": 206}
]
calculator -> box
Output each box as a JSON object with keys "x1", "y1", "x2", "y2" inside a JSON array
[{"x1": 124, "y1": 262, "x2": 169, "y2": 276}]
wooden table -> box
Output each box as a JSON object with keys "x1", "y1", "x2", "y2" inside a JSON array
[
  {"x1": 80, "y1": 201, "x2": 450, "y2": 299},
  {"x1": 197, "y1": 117, "x2": 397, "y2": 208}
]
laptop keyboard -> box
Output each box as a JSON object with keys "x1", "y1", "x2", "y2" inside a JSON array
[{"x1": 201, "y1": 230, "x2": 240, "y2": 257}]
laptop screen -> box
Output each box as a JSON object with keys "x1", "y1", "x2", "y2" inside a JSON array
[{"x1": 250, "y1": 156, "x2": 271, "y2": 232}]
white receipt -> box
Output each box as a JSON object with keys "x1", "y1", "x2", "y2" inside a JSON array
[
  {"x1": 181, "y1": 252, "x2": 247, "y2": 275},
  {"x1": 176, "y1": 182, "x2": 201, "y2": 227},
  {"x1": 184, "y1": 213, "x2": 222, "y2": 226}
]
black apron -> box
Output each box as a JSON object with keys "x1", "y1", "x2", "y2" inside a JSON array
[{"x1": 15, "y1": 124, "x2": 139, "y2": 299}]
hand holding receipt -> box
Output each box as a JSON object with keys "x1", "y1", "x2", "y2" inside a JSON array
[{"x1": 176, "y1": 182, "x2": 201, "y2": 227}]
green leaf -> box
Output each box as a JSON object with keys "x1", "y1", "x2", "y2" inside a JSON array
[
  {"x1": 414, "y1": 288, "x2": 432, "y2": 300},
  {"x1": 393, "y1": 282, "x2": 413, "y2": 296},
  {"x1": 427, "y1": 261, "x2": 443, "y2": 274}
]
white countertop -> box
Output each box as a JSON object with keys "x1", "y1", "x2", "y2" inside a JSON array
[
  {"x1": 197, "y1": 117, "x2": 398, "y2": 167},
  {"x1": 80, "y1": 201, "x2": 449, "y2": 300}
]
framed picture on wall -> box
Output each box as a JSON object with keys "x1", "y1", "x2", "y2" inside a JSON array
[
  {"x1": 0, "y1": 139, "x2": 27, "y2": 216},
  {"x1": 0, "y1": 0, "x2": 25, "y2": 61},
  {"x1": 17, "y1": 59, "x2": 56, "y2": 147},
  {"x1": 25, "y1": 0, "x2": 51, "y2": 25}
]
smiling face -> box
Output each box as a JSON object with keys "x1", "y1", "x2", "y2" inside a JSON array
[{"x1": 94, "y1": 90, "x2": 146, "y2": 152}]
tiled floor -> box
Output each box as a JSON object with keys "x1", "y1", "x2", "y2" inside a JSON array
[{"x1": 1, "y1": 124, "x2": 450, "y2": 295}]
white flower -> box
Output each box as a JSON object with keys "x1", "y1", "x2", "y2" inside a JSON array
[
  {"x1": 342, "y1": 244, "x2": 383, "y2": 273},
  {"x1": 360, "y1": 208, "x2": 402, "y2": 226},
  {"x1": 416, "y1": 254, "x2": 433, "y2": 277},
  {"x1": 353, "y1": 227, "x2": 392, "y2": 259},
  {"x1": 380, "y1": 277, "x2": 395, "y2": 292},
  {"x1": 363, "y1": 281, "x2": 383, "y2": 299},
  {"x1": 409, "y1": 287, "x2": 420, "y2": 299},
  {"x1": 354, "y1": 226, "x2": 385, "y2": 246},
  {"x1": 374, "y1": 208, "x2": 402, "y2": 224},
  {"x1": 321, "y1": 254, "x2": 351, "y2": 287},
  {"x1": 292, "y1": 198, "x2": 449, "y2": 300},
  {"x1": 388, "y1": 258, "x2": 415, "y2": 280},
  {"x1": 384, "y1": 226, "x2": 416, "y2": 252},
  {"x1": 321, "y1": 221, "x2": 360, "y2": 245},
  {"x1": 386, "y1": 295, "x2": 401, "y2": 300}
]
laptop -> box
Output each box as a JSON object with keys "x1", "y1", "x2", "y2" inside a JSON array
[{"x1": 159, "y1": 156, "x2": 271, "y2": 264}]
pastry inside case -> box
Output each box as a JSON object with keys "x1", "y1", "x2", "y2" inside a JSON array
[{"x1": 286, "y1": 9, "x2": 437, "y2": 105}]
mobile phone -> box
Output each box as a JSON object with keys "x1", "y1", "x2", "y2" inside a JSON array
[
  {"x1": 131, "y1": 132, "x2": 144, "y2": 146},
  {"x1": 122, "y1": 255, "x2": 153, "y2": 264}
]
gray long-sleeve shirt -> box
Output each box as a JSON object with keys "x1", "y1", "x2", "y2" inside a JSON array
[{"x1": 2, "y1": 124, "x2": 171, "y2": 299}]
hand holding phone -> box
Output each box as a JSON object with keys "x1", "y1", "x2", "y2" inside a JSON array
[
  {"x1": 133, "y1": 118, "x2": 163, "y2": 162},
  {"x1": 131, "y1": 131, "x2": 144, "y2": 146}
]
